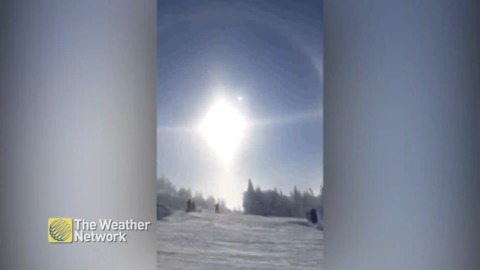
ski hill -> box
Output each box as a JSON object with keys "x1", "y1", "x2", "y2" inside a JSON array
[{"x1": 157, "y1": 211, "x2": 323, "y2": 269}]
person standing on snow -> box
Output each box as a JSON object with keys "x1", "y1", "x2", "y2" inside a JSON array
[{"x1": 186, "y1": 199, "x2": 192, "y2": 212}]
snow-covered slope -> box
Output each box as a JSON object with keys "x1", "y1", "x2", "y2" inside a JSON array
[{"x1": 157, "y1": 211, "x2": 323, "y2": 269}]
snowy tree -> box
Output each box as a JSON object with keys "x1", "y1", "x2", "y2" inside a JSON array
[
  {"x1": 157, "y1": 176, "x2": 230, "y2": 218},
  {"x1": 243, "y1": 179, "x2": 256, "y2": 214},
  {"x1": 242, "y1": 179, "x2": 322, "y2": 218}
]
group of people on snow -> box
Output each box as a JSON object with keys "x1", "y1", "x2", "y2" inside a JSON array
[
  {"x1": 185, "y1": 199, "x2": 220, "y2": 213},
  {"x1": 186, "y1": 199, "x2": 196, "y2": 212}
]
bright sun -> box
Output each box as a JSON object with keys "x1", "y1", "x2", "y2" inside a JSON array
[{"x1": 199, "y1": 98, "x2": 247, "y2": 164}]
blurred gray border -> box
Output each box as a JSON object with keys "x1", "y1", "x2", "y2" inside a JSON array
[
  {"x1": 0, "y1": 1, "x2": 157, "y2": 269},
  {"x1": 324, "y1": 1, "x2": 479, "y2": 270}
]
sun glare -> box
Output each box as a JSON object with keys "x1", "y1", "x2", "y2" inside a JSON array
[{"x1": 199, "y1": 98, "x2": 247, "y2": 164}]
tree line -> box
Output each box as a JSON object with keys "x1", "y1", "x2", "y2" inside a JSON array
[
  {"x1": 157, "y1": 176, "x2": 323, "y2": 220},
  {"x1": 243, "y1": 178, "x2": 323, "y2": 219},
  {"x1": 157, "y1": 175, "x2": 228, "y2": 214}
]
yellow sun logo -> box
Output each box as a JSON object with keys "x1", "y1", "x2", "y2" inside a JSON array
[{"x1": 48, "y1": 218, "x2": 73, "y2": 243}]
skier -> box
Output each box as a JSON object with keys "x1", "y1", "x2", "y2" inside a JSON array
[
  {"x1": 215, "y1": 203, "x2": 220, "y2": 213},
  {"x1": 310, "y1": 208, "x2": 318, "y2": 224},
  {"x1": 186, "y1": 199, "x2": 192, "y2": 213}
]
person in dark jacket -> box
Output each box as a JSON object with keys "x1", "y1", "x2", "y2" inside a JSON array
[
  {"x1": 186, "y1": 199, "x2": 192, "y2": 213},
  {"x1": 310, "y1": 208, "x2": 318, "y2": 224},
  {"x1": 306, "y1": 208, "x2": 319, "y2": 224}
]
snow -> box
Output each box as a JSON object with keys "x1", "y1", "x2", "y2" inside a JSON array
[{"x1": 157, "y1": 211, "x2": 323, "y2": 269}]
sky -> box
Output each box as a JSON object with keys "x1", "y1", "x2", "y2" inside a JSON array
[{"x1": 157, "y1": 0, "x2": 323, "y2": 209}]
